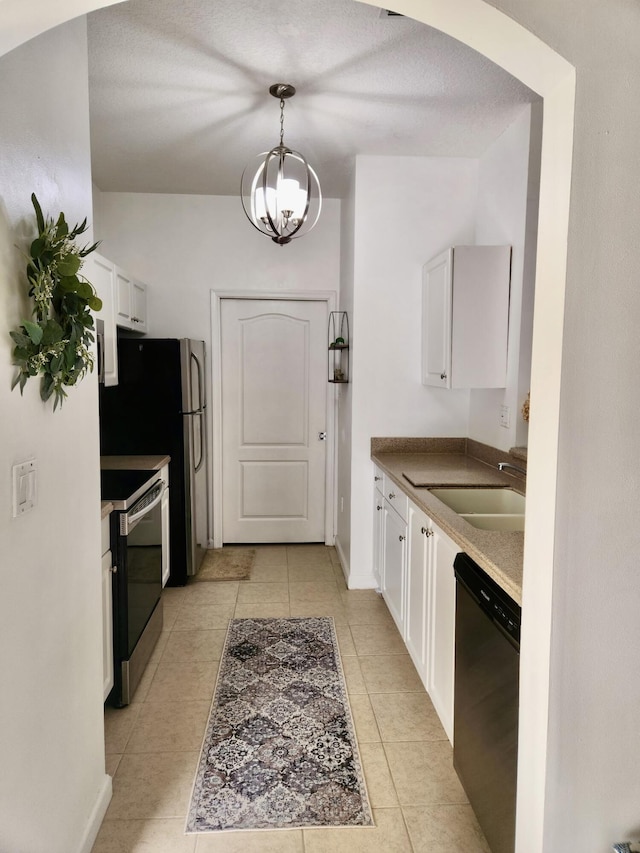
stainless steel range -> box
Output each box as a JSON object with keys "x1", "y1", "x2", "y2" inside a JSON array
[{"x1": 101, "y1": 468, "x2": 165, "y2": 706}]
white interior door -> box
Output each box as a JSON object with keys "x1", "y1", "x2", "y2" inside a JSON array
[{"x1": 221, "y1": 298, "x2": 328, "y2": 543}]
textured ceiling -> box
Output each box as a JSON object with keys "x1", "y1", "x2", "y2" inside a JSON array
[{"x1": 87, "y1": 0, "x2": 537, "y2": 199}]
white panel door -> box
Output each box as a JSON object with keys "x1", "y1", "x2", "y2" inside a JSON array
[{"x1": 221, "y1": 299, "x2": 327, "y2": 543}]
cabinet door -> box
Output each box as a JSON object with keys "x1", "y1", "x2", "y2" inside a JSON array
[
  {"x1": 382, "y1": 503, "x2": 406, "y2": 635},
  {"x1": 422, "y1": 248, "x2": 452, "y2": 388},
  {"x1": 406, "y1": 503, "x2": 430, "y2": 686},
  {"x1": 131, "y1": 279, "x2": 148, "y2": 333},
  {"x1": 373, "y1": 494, "x2": 384, "y2": 590},
  {"x1": 90, "y1": 253, "x2": 118, "y2": 386},
  {"x1": 116, "y1": 269, "x2": 133, "y2": 326},
  {"x1": 101, "y1": 549, "x2": 114, "y2": 702},
  {"x1": 427, "y1": 523, "x2": 459, "y2": 744}
]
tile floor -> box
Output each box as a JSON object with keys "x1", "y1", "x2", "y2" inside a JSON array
[{"x1": 92, "y1": 544, "x2": 490, "y2": 853}]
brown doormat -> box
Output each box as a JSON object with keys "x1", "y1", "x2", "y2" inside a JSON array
[{"x1": 193, "y1": 547, "x2": 255, "y2": 581}]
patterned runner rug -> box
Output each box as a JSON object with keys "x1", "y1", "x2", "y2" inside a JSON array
[{"x1": 186, "y1": 617, "x2": 373, "y2": 833}]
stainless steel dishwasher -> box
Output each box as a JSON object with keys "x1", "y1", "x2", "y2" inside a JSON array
[{"x1": 453, "y1": 552, "x2": 521, "y2": 853}]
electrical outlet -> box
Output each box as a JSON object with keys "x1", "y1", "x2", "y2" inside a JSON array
[{"x1": 500, "y1": 405, "x2": 511, "y2": 429}]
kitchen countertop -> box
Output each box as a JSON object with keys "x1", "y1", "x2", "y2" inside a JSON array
[
  {"x1": 101, "y1": 500, "x2": 113, "y2": 519},
  {"x1": 100, "y1": 455, "x2": 171, "y2": 471},
  {"x1": 372, "y1": 441, "x2": 525, "y2": 605}
]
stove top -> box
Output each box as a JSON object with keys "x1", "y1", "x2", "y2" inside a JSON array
[{"x1": 100, "y1": 469, "x2": 160, "y2": 509}]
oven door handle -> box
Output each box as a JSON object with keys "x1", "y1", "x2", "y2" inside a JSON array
[{"x1": 122, "y1": 481, "x2": 165, "y2": 535}]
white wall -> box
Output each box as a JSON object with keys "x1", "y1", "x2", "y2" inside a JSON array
[
  {"x1": 93, "y1": 191, "x2": 342, "y2": 344},
  {"x1": 469, "y1": 103, "x2": 540, "y2": 450},
  {"x1": 0, "y1": 19, "x2": 110, "y2": 853},
  {"x1": 347, "y1": 155, "x2": 479, "y2": 584}
]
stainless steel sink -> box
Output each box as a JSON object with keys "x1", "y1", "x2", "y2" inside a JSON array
[{"x1": 429, "y1": 487, "x2": 525, "y2": 532}]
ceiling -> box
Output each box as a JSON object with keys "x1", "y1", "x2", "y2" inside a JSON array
[{"x1": 87, "y1": 0, "x2": 537, "y2": 199}]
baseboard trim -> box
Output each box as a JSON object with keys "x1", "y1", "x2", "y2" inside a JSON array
[
  {"x1": 77, "y1": 772, "x2": 112, "y2": 853},
  {"x1": 334, "y1": 536, "x2": 349, "y2": 582}
]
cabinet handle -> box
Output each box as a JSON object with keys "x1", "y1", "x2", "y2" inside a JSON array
[
  {"x1": 388, "y1": 492, "x2": 396, "y2": 500},
  {"x1": 374, "y1": 475, "x2": 381, "y2": 482},
  {"x1": 131, "y1": 316, "x2": 140, "y2": 323},
  {"x1": 440, "y1": 372, "x2": 447, "y2": 380},
  {"x1": 426, "y1": 529, "x2": 434, "y2": 537},
  {"x1": 421, "y1": 526, "x2": 427, "y2": 534},
  {"x1": 110, "y1": 565, "x2": 118, "y2": 574},
  {"x1": 377, "y1": 505, "x2": 383, "y2": 511},
  {"x1": 398, "y1": 535, "x2": 405, "y2": 542}
]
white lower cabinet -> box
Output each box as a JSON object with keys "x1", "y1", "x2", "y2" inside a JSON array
[
  {"x1": 381, "y1": 501, "x2": 406, "y2": 632},
  {"x1": 101, "y1": 514, "x2": 114, "y2": 702},
  {"x1": 427, "y1": 524, "x2": 458, "y2": 743},
  {"x1": 374, "y1": 472, "x2": 459, "y2": 744},
  {"x1": 372, "y1": 467, "x2": 384, "y2": 589}
]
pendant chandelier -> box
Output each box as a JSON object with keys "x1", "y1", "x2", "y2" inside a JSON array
[{"x1": 241, "y1": 83, "x2": 322, "y2": 246}]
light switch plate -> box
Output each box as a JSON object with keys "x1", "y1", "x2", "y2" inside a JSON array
[
  {"x1": 500, "y1": 405, "x2": 511, "y2": 429},
  {"x1": 12, "y1": 459, "x2": 37, "y2": 517}
]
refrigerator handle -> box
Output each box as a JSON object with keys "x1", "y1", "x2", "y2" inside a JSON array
[
  {"x1": 194, "y1": 411, "x2": 204, "y2": 474},
  {"x1": 191, "y1": 350, "x2": 205, "y2": 411}
]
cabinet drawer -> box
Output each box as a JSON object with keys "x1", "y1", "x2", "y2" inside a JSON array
[{"x1": 383, "y1": 476, "x2": 408, "y2": 521}]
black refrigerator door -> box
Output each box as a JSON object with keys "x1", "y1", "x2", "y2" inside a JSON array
[{"x1": 100, "y1": 338, "x2": 191, "y2": 584}]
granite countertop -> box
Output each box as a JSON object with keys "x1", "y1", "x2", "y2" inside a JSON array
[
  {"x1": 100, "y1": 455, "x2": 171, "y2": 471},
  {"x1": 101, "y1": 500, "x2": 113, "y2": 519},
  {"x1": 371, "y1": 439, "x2": 526, "y2": 604}
]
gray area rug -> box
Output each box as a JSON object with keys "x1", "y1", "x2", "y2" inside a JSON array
[
  {"x1": 186, "y1": 617, "x2": 373, "y2": 833},
  {"x1": 193, "y1": 548, "x2": 255, "y2": 582}
]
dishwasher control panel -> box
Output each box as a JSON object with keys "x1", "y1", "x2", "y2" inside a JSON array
[{"x1": 454, "y1": 552, "x2": 521, "y2": 647}]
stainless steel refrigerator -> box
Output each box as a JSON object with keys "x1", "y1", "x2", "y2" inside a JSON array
[{"x1": 99, "y1": 337, "x2": 208, "y2": 584}]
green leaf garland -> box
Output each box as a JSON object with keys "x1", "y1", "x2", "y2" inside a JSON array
[{"x1": 10, "y1": 193, "x2": 102, "y2": 410}]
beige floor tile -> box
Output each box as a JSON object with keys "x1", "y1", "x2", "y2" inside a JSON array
[
  {"x1": 286, "y1": 544, "x2": 333, "y2": 562},
  {"x1": 287, "y1": 563, "x2": 337, "y2": 582},
  {"x1": 92, "y1": 817, "x2": 197, "y2": 852},
  {"x1": 303, "y1": 807, "x2": 412, "y2": 852},
  {"x1": 149, "y1": 631, "x2": 170, "y2": 665},
  {"x1": 349, "y1": 623, "x2": 407, "y2": 656},
  {"x1": 289, "y1": 581, "x2": 341, "y2": 604},
  {"x1": 335, "y1": 625, "x2": 356, "y2": 656},
  {"x1": 245, "y1": 563, "x2": 288, "y2": 583},
  {"x1": 359, "y1": 656, "x2": 424, "y2": 693},
  {"x1": 104, "y1": 703, "x2": 143, "y2": 754},
  {"x1": 236, "y1": 582, "x2": 289, "y2": 605},
  {"x1": 348, "y1": 694, "x2": 381, "y2": 743},
  {"x1": 402, "y1": 804, "x2": 491, "y2": 853},
  {"x1": 125, "y1": 700, "x2": 211, "y2": 753},
  {"x1": 161, "y1": 600, "x2": 182, "y2": 630},
  {"x1": 130, "y1": 661, "x2": 158, "y2": 704},
  {"x1": 344, "y1": 601, "x2": 396, "y2": 628},
  {"x1": 162, "y1": 586, "x2": 189, "y2": 605},
  {"x1": 145, "y1": 660, "x2": 219, "y2": 704},
  {"x1": 173, "y1": 604, "x2": 234, "y2": 631},
  {"x1": 385, "y1": 741, "x2": 467, "y2": 805},
  {"x1": 194, "y1": 829, "x2": 304, "y2": 852},
  {"x1": 342, "y1": 589, "x2": 384, "y2": 605},
  {"x1": 358, "y1": 742, "x2": 399, "y2": 807},
  {"x1": 289, "y1": 600, "x2": 348, "y2": 625},
  {"x1": 341, "y1": 656, "x2": 367, "y2": 694},
  {"x1": 370, "y1": 693, "x2": 447, "y2": 742},
  {"x1": 161, "y1": 630, "x2": 227, "y2": 663},
  {"x1": 182, "y1": 582, "x2": 239, "y2": 606},
  {"x1": 105, "y1": 751, "x2": 199, "y2": 820},
  {"x1": 233, "y1": 601, "x2": 291, "y2": 619},
  {"x1": 252, "y1": 546, "x2": 288, "y2": 567},
  {"x1": 105, "y1": 754, "x2": 122, "y2": 777}
]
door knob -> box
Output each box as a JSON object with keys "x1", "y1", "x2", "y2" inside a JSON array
[{"x1": 318, "y1": 431, "x2": 327, "y2": 441}]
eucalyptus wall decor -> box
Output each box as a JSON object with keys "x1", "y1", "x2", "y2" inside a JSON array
[{"x1": 10, "y1": 194, "x2": 101, "y2": 409}]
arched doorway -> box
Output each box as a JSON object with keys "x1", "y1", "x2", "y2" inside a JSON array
[{"x1": 0, "y1": 3, "x2": 575, "y2": 850}]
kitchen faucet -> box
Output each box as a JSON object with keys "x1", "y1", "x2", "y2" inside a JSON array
[{"x1": 497, "y1": 461, "x2": 527, "y2": 476}]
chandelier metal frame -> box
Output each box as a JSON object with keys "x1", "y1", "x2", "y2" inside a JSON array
[{"x1": 241, "y1": 83, "x2": 322, "y2": 246}]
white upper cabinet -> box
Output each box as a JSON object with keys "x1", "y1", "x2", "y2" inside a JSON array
[
  {"x1": 422, "y1": 245, "x2": 511, "y2": 389},
  {"x1": 90, "y1": 252, "x2": 118, "y2": 386},
  {"x1": 116, "y1": 268, "x2": 148, "y2": 333}
]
